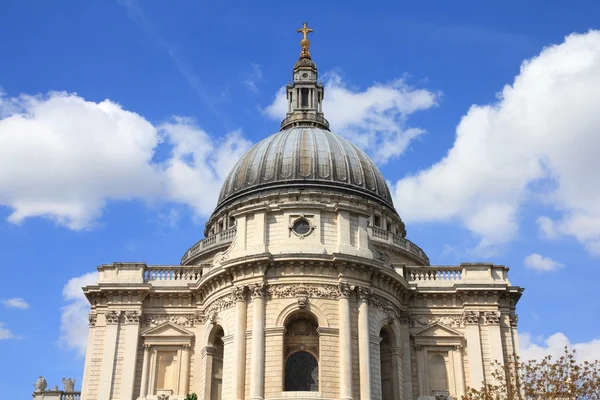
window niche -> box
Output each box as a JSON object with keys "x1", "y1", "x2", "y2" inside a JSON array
[
  {"x1": 379, "y1": 325, "x2": 401, "y2": 400},
  {"x1": 139, "y1": 322, "x2": 194, "y2": 398},
  {"x1": 284, "y1": 313, "x2": 319, "y2": 392}
]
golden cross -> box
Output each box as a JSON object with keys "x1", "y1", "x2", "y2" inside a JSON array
[{"x1": 297, "y1": 22, "x2": 313, "y2": 41}]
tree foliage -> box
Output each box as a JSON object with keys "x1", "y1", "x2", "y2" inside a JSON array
[{"x1": 463, "y1": 348, "x2": 600, "y2": 400}]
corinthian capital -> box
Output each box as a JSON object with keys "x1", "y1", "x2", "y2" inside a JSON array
[
  {"x1": 338, "y1": 283, "x2": 354, "y2": 299},
  {"x1": 105, "y1": 310, "x2": 121, "y2": 325},
  {"x1": 357, "y1": 286, "x2": 372, "y2": 303},
  {"x1": 250, "y1": 283, "x2": 267, "y2": 298},
  {"x1": 463, "y1": 310, "x2": 480, "y2": 324},
  {"x1": 231, "y1": 285, "x2": 247, "y2": 302}
]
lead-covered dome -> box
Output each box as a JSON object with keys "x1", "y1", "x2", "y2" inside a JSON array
[{"x1": 217, "y1": 127, "x2": 394, "y2": 209}]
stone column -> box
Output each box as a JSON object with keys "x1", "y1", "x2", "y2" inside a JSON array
[
  {"x1": 203, "y1": 346, "x2": 216, "y2": 399},
  {"x1": 179, "y1": 344, "x2": 191, "y2": 395},
  {"x1": 138, "y1": 344, "x2": 152, "y2": 398},
  {"x1": 232, "y1": 286, "x2": 248, "y2": 400},
  {"x1": 452, "y1": 345, "x2": 466, "y2": 398},
  {"x1": 464, "y1": 311, "x2": 485, "y2": 389},
  {"x1": 338, "y1": 283, "x2": 353, "y2": 400},
  {"x1": 80, "y1": 312, "x2": 97, "y2": 399},
  {"x1": 249, "y1": 283, "x2": 266, "y2": 400},
  {"x1": 358, "y1": 287, "x2": 372, "y2": 400},
  {"x1": 98, "y1": 310, "x2": 121, "y2": 400},
  {"x1": 485, "y1": 311, "x2": 505, "y2": 384},
  {"x1": 121, "y1": 311, "x2": 142, "y2": 400},
  {"x1": 398, "y1": 314, "x2": 413, "y2": 400},
  {"x1": 415, "y1": 344, "x2": 425, "y2": 397}
]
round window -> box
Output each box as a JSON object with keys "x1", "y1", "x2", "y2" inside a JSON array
[
  {"x1": 293, "y1": 219, "x2": 311, "y2": 235},
  {"x1": 302, "y1": 72, "x2": 308, "y2": 78}
]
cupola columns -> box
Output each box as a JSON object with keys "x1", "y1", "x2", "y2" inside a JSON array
[{"x1": 281, "y1": 22, "x2": 330, "y2": 131}]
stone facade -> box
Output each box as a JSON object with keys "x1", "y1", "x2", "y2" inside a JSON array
[{"x1": 33, "y1": 23, "x2": 523, "y2": 400}]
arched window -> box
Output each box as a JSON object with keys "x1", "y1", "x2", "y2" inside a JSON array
[
  {"x1": 207, "y1": 325, "x2": 224, "y2": 400},
  {"x1": 284, "y1": 313, "x2": 319, "y2": 391},
  {"x1": 428, "y1": 353, "x2": 449, "y2": 393},
  {"x1": 380, "y1": 325, "x2": 400, "y2": 400}
]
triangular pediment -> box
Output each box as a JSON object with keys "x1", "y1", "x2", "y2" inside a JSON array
[
  {"x1": 413, "y1": 322, "x2": 463, "y2": 338},
  {"x1": 142, "y1": 321, "x2": 194, "y2": 338}
]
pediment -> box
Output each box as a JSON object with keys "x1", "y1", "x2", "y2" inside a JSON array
[
  {"x1": 142, "y1": 321, "x2": 194, "y2": 338},
  {"x1": 413, "y1": 322, "x2": 463, "y2": 338}
]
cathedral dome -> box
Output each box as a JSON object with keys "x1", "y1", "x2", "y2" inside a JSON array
[{"x1": 217, "y1": 127, "x2": 394, "y2": 209}]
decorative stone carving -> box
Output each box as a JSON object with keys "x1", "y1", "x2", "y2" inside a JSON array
[
  {"x1": 295, "y1": 285, "x2": 309, "y2": 309},
  {"x1": 62, "y1": 377, "x2": 76, "y2": 392},
  {"x1": 250, "y1": 282, "x2": 267, "y2": 298},
  {"x1": 286, "y1": 319, "x2": 318, "y2": 337},
  {"x1": 204, "y1": 294, "x2": 236, "y2": 316},
  {"x1": 338, "y1": 283, "x2": 354, "y2": 299},
  {"x1": 484, "y1": 311, "x2": 501, "y2": 325},
  {"x1": 105, "y1": 310, "x2": 121, "y2": 324},
  {"x1": 231, "y1": 285, "x2": 247, "y2": 302},
  {"x1": 289, "y1": 214, "x2": 316, "y2": 239},
  {"x1": 34, "y1": 376, "x2": 47, "y2": 392},
  {"x1": 409, "y1": 314, "x2": 465, "y2": 328},
  {"x1": 509, "y1": 313, "x2": 519, "y2": 328},
  {"x1": 357, "y1": 286, "x2": 372, "y2": 303},
  {"x1": 414, "y1": 343, "x2": 423, "y2": 351},
  {"x1": 209, "y1": 312, "x2": 217, "y2": 325},
  {"x1": 124, "y1": 310, "x2": 140, "y2": 324},
  {"x1": 88, "y1": 313, "x2": 97, "y2": 327},
  {"x1": 463, "y1": 311, "x2": 480, "y2": 324},
  {"x1": 141, "y1": 313, "x2": 200, "y2": 328},
  {"x1": 369, "y1": 294, "x2": 402, "y2": 321},
  {"x1": 268, "y1": 283, "x2": 340, "y2": 300}
]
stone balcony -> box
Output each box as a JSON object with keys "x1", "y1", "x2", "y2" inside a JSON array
[
  {"x1": 180, "y1": 225, "x2": 237, "y2": 265},
  {"x1": 402, "y1": 263, "x2": 512, "y2": 288},
  {"x1": 367, "y1": 226, "x2": 430, "y2": 265}
]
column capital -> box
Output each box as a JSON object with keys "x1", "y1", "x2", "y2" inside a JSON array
[
  {"x1": 105, "y1": 310, "x2": 121, "y2": 325},
  {"x1": 124, "y1": 310, "x2": 141, "y2": 324},
  {"x1": 463, "y1": 310, "x2": 480, "y2": 324},
  {"x1": 338, "y1": 282, "x2": 354, "y2": 299},
  {"x1": 357, "y1": 286, "x2": 372, "y2": 303},
  {"x1": 509, "y1": 313, "x2": 519, "y2": 328},
  {"x1": 484, "y1": 311, "x2": 501, "y2": 325},
  {"x1": 250, "y1": 282, "x2": 267, "y2": 298},
  {"x1": 182, "y1": 343, "x2": 192, "y2": 349},
  {"x1": 88, "y1": 312, "x2": 97, "y2": 327},
  {"x1": 231, "y1": 285, "x2": 248, "y2": 302},
  {"x1": 143, "y1": 343, "x2": 152, "y2": 350}
]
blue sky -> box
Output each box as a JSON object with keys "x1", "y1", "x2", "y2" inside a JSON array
[{"x1": 1, "y1": 0, "x2": 600, "y2": 397}]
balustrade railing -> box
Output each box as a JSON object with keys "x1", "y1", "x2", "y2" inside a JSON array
[
  {"x1": 367, "y1": 226, "x2": 429, "y2": 263},
  {"x1": 181, "y1": 226, "x2": 237, "y2": 264},
  {"x1": 144, "y1": 266, "x2": 202, "y2": 282},
  {"x1": 405, "y1": 266, "x2": 462, "y2": 282},
  {"x1": 61, "y1": 394, "x2": 81, "y2": 400}
]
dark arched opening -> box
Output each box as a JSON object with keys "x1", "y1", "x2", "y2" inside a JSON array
[
  {"x1": 285, "y1": 351, "x2": 319, "y2": 391},
  {"x1": 380, "y1": 324, "x2": 400, "y2": 400},
  {"x1": 284, "y1": 312, "x2": 319, "y2": 391}
]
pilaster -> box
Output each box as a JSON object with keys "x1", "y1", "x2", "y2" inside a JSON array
[
  {"x1": 338, "y1": 283, "x2": 354, "y2": 400},
  {"x1": 120, "y1": 310, "x2": 141, "y2": 400},
  {"x1": 249, "y1": 283, "x2": 266, "y2": 400},
  {"x1": 98, "y1": 310, "x2": 120, "y2": 400},
  {"x1": 464, "y1": 311, "x2": 485, "y2": 389}
]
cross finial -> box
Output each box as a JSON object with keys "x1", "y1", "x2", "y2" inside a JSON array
[{"x1": 297, "y1": 22, "x2": 314, "y2": 58}]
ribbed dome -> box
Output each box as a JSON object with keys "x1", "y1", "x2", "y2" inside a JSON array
[{"x1": 217, "y1": 127, "x2": 394, "y2": 208}]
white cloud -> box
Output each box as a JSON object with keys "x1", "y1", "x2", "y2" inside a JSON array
[
  {"x1": 0, "y1": 91, "x2": 251, "y2": 230},
  {"x1": 0, "y1": 322, "x2": 19, "y2": 340},
  {"x1": 58, "y1": 271, "x2": 98, "y2": 356},
  {"x1": 264, "y1": 72, "x2": 439, "y2": 164},
  {"x1": 519, "y1": 332, "x2": 600, "y2": 363},
  {"x1": 392, "y1": 30, "x2": 600, "y2": 254},
  {"x1": 244, "y1": 63, "x2": 263, "y2": 93},
  {"x1": 1, "y1": 297, "x2": 30, "y2": 309},
  {"x1": 523, "y1": 253, "x2": 564, "y2": 272}
]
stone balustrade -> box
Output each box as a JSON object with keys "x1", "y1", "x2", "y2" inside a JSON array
[
  {"x1": 33, "y1": 392, "x2": 81, "y2": 400},
  {"x1": 368, "y1": 226, "x2": 430, "y2": 264},
  {"x1": 404, "y1": 263, "x2": 511, "y2": 287},
  {"x1": 143, "y1": 266, "x2": 203, "y2": 282},
  {"x1": 180, "y1": 226, "x2": 237, "y2": 264}
]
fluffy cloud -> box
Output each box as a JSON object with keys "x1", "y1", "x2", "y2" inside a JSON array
[
  {"x1": 519, "y1": 332, "x2": 600, "y2": 363},
  {"x1": 244, "y1": 63, "x2": 263, "y2": 93},
  {"x1": 1, "y1": 297, "x2": 30, "y2": 309},
  {"x1": 0, "y1": 91, "x2": 251, "y2": 229},
  {"x1": 264, "y1": 72, "x2": 439, "y2": 164},
  {"x1": 58, "y1": 271, "x2": 98, "y2": 356},
  {"x1": 523, "y1": 253, "x2": 564, "y2": 272},
  {"x1": 392, "y1": 30, "x2": 600, "y2": 254},
  {"x1": 0, "y1": 322, "x2": 19, "y2": 340}
]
